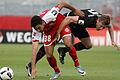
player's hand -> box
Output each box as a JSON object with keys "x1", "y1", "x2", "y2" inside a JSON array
[
  {"x1": 112, "y1": 42, "x2": 120, "y2": 50},
  {"x1": 31, "y1": 67, "x2": 36, "y2": 79},
  {"x1": 55, "y1": 32, "x2": 60, "y2": 41},
  {"x1": 74, "y1": 9, "x2": 85, "y2": 17}
]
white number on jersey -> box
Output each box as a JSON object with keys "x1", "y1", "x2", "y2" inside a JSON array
[
  {"x1": 88, "y1": 9, "x2": 99, "y2": 17},
  {"x1": 78, "y1": 20, "x2": 85, "y2": 25},
  {"x1": 44, "y1": 35, "x2": 51, "y2": 42}
]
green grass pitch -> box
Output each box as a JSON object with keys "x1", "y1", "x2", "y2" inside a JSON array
[{"x1": 0, "y1": 44, "x2": 120, "y2": 80}]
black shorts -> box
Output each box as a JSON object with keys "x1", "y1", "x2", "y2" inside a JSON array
[{"x1": 69, "y1": 24, "x2": 90, "y2": 39}]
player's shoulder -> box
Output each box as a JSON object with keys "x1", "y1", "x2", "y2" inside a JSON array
[
  {"x1": 39, "y1": 9, "x2": 49, "y2": 17},
  {"x1": 82, "y1": 9, "x2": 102, "y2": 17},
  {"x1": 32, "y1": 28, "x2": 40, "y2": 34},
  {"x1": 64, "y1": 9, "x2": 102, "y2": 17},
  {"x1": 63, "y1": 11, "x2": 75, "y2": 16},
  {"x1": 81, "y1": 9, "x2": 99, "y2": 14},
  {"x1": 81, "y1": 9, "x2": 97, "y2": 12}
]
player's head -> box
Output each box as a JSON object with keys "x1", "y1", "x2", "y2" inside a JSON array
[
  {"x1": 31, "y1": 15, "x2": 44, "y2": 32},
  {"x1": 96, "y1": 15, "x2": 110, "y2": 30}
]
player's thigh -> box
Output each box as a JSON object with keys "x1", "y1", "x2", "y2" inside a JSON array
[
  {"x1": 62, "y1": 36, "x2": 72, "y2": 47},
  {"x1": 44, "y1": 44, "x2": 55, "y2": 57},
  {"x1": 80, "y1": 37, "x2": 92, "y2": 48},
  {"x1": 73, "y1": 28, "x2": 92, "y2": 48},
  {"x1": 60, "y1": 25, "x2": 72, "y2": 47}
]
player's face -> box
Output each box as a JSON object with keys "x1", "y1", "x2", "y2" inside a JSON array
[
  {"x1": 35, "y1": 24, "x2": 44, "y2": 32},
  {"x1": 96, "y1": 21, "x2": 105, "y2": 31}
]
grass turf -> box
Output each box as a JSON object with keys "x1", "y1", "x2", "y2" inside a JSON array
[{"x1": 0, "y1": 44, "x2": 120, "y2": 80}]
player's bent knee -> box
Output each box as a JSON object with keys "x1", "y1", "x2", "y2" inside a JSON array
[
  {"x1": 46, "y1": 53, "x2": 53, "y2": 58},
  {"x1": 64, "y1": 42, "x2": 72, "y2": 47},
  {"x1": 65, "y1": 44, "x2": 73, "y2": 49}
]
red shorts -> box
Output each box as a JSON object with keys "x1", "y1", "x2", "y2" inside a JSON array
[{"x1": 43, "y1": 14, "x2": 71, "y2": 46}]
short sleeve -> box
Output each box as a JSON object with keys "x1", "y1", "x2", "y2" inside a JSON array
[
  {"x1": 42, "y1": 6, "x2": 60, "y2": 24},
  {"x1": 32, "y1": 28, "x2": 43, "y2": 42}
]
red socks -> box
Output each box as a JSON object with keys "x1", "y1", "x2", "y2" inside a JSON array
[
  {"x1": 47, "y1": 56, "x2": 60, "y2": 73},
  {"x1": 47, "y1": 46, "x2": 79, "y2": 73},
  {"x1": 69, "y1": 46, "x2": 80, "y2": 67}
]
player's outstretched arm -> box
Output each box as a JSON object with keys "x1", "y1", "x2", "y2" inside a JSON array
[
  {"x1": 55, "y1": 16, "x2": 79, "y2": 40},
  {"x1": 107, "y1": 25, "x2": 120, "y2": 50},
  {"x1": 31, "y1": 42, "x2": 39, "y2": 79},
  {"x1": 58, "y1": 1, "x2": 84, "y2": 16}
]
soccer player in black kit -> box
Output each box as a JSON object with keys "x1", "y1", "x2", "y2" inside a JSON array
[
  {"x1": 56, "y1": 9, "x2": 119, "y2": 64},
  {"x1": 26, "y1": 9, "x2": 119, "y2": 76}
]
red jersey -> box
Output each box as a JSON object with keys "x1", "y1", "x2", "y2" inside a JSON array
[
  {"x1": 32, "y1": 6, "x2": 60, "y2": 42},
  {"x1": 32, "y1": 6, "x2": 71, "y2": 46}
]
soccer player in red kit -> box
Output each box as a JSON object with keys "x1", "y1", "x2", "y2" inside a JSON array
[{"x1": 29, "y1": 1, "x2": 85, "y2": 80}]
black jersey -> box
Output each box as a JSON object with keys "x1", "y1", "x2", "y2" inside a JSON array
[{"x1": 64, "y1": 9, "x2": 102, "y2": 28}]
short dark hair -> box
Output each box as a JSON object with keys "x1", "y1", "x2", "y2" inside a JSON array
[
  {"x1": 31, "y1": 15, "x2": 42, "y2": 28},
  {"x1": 99, "y1": 15, "x2": 110, "y2": 25}
]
